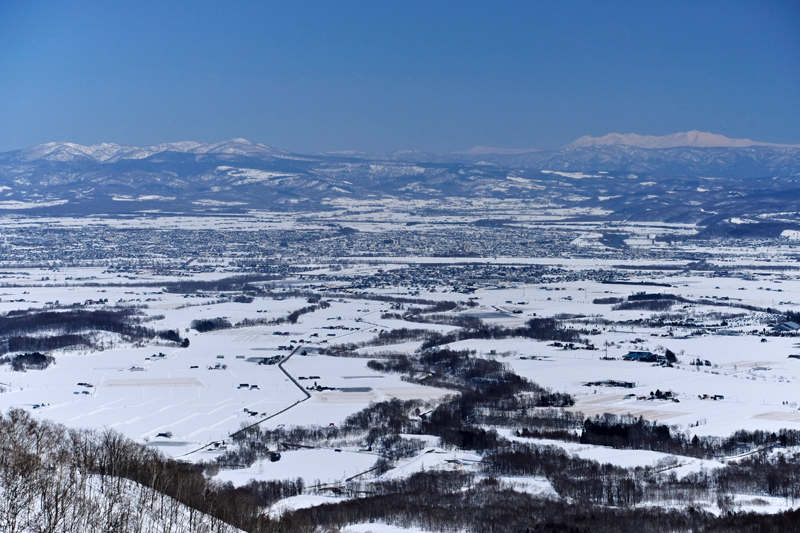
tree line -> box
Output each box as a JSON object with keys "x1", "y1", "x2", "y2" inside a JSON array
[
  {"x1": 191, "y1": 300, "x2": 332, "y2": 333},
  {"x1": 0, "y1": 308, "x2": 187, "y2": 355},
  {"x1": 0, "y1": 351, "x2": 55, "y2": 371},
  {"x1": 418, "y1": 317, "x2": 587, "y2": 350},
  {"x1": 284, "y1": 468, "x2": 800, "y2": 533}
]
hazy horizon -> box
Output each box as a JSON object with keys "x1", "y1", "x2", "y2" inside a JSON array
[{"x1": 8, "y1": 128, "x2": 800, "y2": 156}]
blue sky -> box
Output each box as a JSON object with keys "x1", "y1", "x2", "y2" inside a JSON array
[{"x1": 0, "y1": 0, "x2": 798, "y2": 152}]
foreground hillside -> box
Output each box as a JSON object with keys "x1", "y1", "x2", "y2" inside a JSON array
[{"x1": 0, "y1": 409, "x2": 242, "y2": 533}]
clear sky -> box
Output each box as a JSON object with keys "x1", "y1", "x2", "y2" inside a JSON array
[{"x1": 0, "y1": 0, "x2": 798, "y2": 153}]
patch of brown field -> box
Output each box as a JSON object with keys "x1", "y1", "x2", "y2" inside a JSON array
[
  {"x1": 376, "y1": 386, "x2": 452, "y2": 401},
  {"x1": 751, "y1": 411, "x2": 800, "y2": 423},
  {"x1": 313, "y1": 391, "x2": 378, "y2": 404},
  {"x1": 575, "y1": 394, "x2": 625, "y2": 405}
]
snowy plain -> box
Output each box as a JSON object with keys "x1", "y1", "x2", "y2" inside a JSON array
[{"x1": 0, "y1": 208, "x2": 800, "y2": 520}]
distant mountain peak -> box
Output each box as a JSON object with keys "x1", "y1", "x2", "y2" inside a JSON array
[
  {"x1": 566, "y1": 131, "x2": 800, "y2": 149},
  {"x1": 12, "y1": 138, "x2": 285, "y2": 163},
  {"x1": 454, "y1": 146, "x2": 538, "y2": 155}
]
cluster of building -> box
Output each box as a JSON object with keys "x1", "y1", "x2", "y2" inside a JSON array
[{"x1": 0, "y1": 218, "x2": 709, "y2": 268}]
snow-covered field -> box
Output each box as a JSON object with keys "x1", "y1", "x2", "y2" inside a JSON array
[
  {"x1": 0, "y1": 273, "x2": 454, "y2": 458},
  {"x1": 1, "y1": 247, "x2": 800, "y2": 518},
  {"x1": 4, "y1": 264, "x2": 800, "y2": 448},
  {"x1": 216, "y1": 448, "x2": 379, "y2": 486}
]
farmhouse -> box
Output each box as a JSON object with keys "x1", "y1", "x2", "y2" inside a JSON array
[{"x1": 623, "y1": 351, "x2": 661, "y2": 363}]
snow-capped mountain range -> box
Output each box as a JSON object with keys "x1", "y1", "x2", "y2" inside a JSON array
[
  {"x1": 566, "y1": 130, "x2": 800, "y2": 149},
  {"x1": 5, "y1": 130, "x2": 798, "y2": 166},
  {"x1": 11, "y1": 138, "x2": 289, "y2": 163},
  {"x1": 0, "y1": 133, "x2": 798, "y2": 227}
]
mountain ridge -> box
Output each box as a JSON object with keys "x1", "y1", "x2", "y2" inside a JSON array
[
  {"x1": 565, "y1": 130, "x2": 800, "y2": 149},
  {"x1": 8, "y1": 138, "x2": 288, "y2": 164},
  {"x1": 0, "y1": 136, "x2": 798, "y2": 227},
  {"x1": 7, "y1": 130, "x2": 800, "y2": 165},
  {"x1": 453, "y1": 146, "x2": 539, "y2": 155}
]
